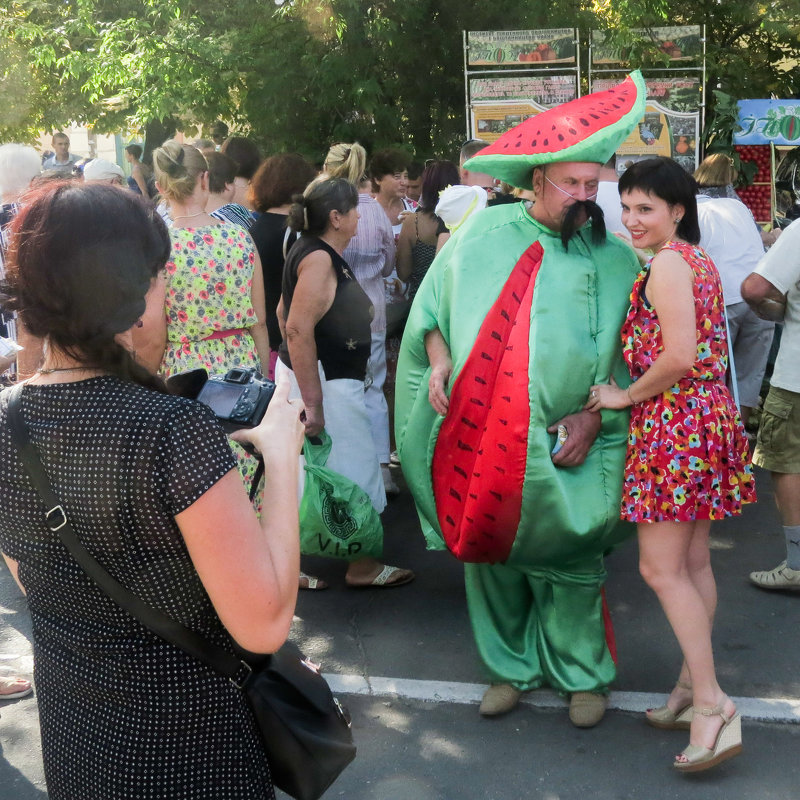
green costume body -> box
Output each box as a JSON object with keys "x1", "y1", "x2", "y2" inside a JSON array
[{"x1": 396, "y1": 201, "x2": 639, "y2": 693}]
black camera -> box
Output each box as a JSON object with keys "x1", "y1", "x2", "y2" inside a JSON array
[{"x1": 167, "y1": 367, "x2": 276, "y2": 432}]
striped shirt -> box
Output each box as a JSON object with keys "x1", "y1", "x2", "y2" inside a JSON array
[{"x1": 210, "y1": 202, "x2": 255, "y2": 230}]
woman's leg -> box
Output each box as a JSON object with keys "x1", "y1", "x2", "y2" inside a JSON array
[
  {"x1": 638, "y1": 521, "x2": 734, "y2": 750},
  {"x1": 662, "y1": 518, "x2": 716, "y2": 710}
]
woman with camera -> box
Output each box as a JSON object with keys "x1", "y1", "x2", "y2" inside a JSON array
[
  {"x1": 0, "y1": 182, "x2": 305, "y2": 799},
  {"x1": 277, "y1": 178, "x2": 414, "y2": 588}
]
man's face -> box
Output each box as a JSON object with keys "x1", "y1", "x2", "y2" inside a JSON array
[
  {"x1": 406, "y1": 176, "x2": 422, "y2": 202},
  {"x1": 531, "y1": 161, "x2": 600, "y2": 232},
  {"x1": 53, "y1": 136, "x2": 70, "y2": 160}
]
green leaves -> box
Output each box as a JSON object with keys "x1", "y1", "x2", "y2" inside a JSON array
[{"x1": 2, "y1": 0, "x2": 800, "y2": 158}]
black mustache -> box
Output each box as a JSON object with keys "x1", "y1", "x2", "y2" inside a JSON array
[{"x1": 560, "y1": 200, "x2": 606, "y2": 250}]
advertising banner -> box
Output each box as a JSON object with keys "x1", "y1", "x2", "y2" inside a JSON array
[
  {"x1": 593, "y1": 76, "x2": 702, "y2": 172},
  {"x1": 467, "y1": 29, "x2": 576, "y2": 66},
  {"x1": 469, "y1": 76, "x2": 578, "y2": 142},
  {"x1": 591, "y1": 26, "x2": 702, "y2": 64},
  {"x1": 734, "y1": 100, "x2": 800, "y2": 145}
]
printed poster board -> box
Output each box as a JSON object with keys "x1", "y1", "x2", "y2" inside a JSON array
[
  {"x1": 734, "y1": 100, "x2": 800, "y2": 145},
  {"x1": 469, "y1": 76, "x2": 578, "y2": 143},
  {"x1": 468, "y1": 29, "x2": 576, "y2": 66},
  {"x1": 593, "y1": 76, "x2": 702, "y2": 173},
  {"x1": 591, "y1": 26, "x2": 702, "y2": 64}
]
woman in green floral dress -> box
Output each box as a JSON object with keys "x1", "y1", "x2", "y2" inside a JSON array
[{"x1": 136, "y1": 141, "x2": 270, "y2": 493}]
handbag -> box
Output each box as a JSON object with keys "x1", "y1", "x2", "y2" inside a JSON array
[
  {"x1": 299, "y1": 431, "x2": 383, "y2": 561},
  {"x1": 6, "y1": 384, "x2": 356, "y2": 800}
]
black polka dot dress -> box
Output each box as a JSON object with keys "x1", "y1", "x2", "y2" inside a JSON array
[{"x1": 0, "y1": 377, "x2": 274, "y2": 800}]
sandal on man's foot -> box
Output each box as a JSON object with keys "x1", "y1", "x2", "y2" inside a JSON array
[
  {"x1": 299, "y1": 571, "x2": 328, "y2": 591},
  {"x1": 345, "y1": 565, "x2": 415, "y2": 589},
  {"x1": 0, "y1": 676, "x2": 33, "y2": 700}
]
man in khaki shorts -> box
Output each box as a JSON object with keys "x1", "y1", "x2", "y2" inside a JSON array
[{"x1": 742, "y1": 218, "x2": 800, "y2": 590}]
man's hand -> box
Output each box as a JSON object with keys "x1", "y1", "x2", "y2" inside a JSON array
[
  {"x1": 428, "y1": 362, "x2": 452, "y2": 416},
  {"x1": 425, "y1": 328, "x2": 453, "y2": 416},
  {"x1": 547, "y1": 410, "x2": 601, "y2": 467}
]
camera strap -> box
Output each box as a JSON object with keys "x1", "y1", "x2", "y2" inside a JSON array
[{"x1": 249, "y1": 460, "x2": 264, "y2": 503}]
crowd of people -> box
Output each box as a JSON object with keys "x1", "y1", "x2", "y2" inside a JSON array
[{"x1": 0, "y1": 70, "x2": 799, "y2": 795}]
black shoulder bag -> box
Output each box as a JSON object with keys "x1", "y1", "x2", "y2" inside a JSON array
[{"x1": 6, "y1": 384, "x2": 355, "y2": 800}]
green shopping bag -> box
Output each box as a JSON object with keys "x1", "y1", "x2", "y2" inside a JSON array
[{"x1": 299, "y1": 431, "x2": 384, "y2": 560}]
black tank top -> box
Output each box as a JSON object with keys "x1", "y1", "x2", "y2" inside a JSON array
[{"x1": 279, "y1": 235, "x2": 373, "y2": 381}]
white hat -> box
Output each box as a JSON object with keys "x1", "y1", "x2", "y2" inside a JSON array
[
  {"x1": 434, "y1": 185, "x2": 488, "y2": 233},
  {"x1": 83, "y1": 158, "x2": 125, "y2": 183}
]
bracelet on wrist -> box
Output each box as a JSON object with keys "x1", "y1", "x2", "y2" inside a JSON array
[{"x1": 627, "y1": 386, "x2": 635, "y2": 406}]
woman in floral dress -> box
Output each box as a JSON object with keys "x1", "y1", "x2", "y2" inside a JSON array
[
  {"x1": 136, "y1": 141, "x2": 270, "y2": 491},
  {"x1": 586, "y1": 158, "x2": 754, "y2": 773}
]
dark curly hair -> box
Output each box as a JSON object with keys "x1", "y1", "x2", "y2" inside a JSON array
[{"x1": 0, "y1": 181, "x2": 170, "y2": 391}]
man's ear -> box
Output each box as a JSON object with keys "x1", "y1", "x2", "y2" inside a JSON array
[{"x1": 531, "y1": 167, "x2": 544, "y2": 196}]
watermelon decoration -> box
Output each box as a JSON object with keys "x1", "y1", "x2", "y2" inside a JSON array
[
  {"x1": 430, "y1": 241, "x2": 543, "y2": 563},
  {"x1": 463, "y1": 70, "x2": 646, "y2": 190}
]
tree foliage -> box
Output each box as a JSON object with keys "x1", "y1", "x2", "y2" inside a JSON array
[{"x1": 1, "y1": 0, "x2": 798, "y2": 159}]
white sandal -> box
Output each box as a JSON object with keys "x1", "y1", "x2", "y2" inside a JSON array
[
  {"x1": 299, "y1": 571, "x2": 328, "y2": 591},
  {"x1": 673, "y1": 700, "x2": 742, "y2": 772},
  {"x1": 0, "y1": 676, "x2": 33, "y2": 700}
]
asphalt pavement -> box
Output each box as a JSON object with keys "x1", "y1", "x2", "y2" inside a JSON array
[{"x1": 1, "y1": 464, "x2": 798, "y2": 799}]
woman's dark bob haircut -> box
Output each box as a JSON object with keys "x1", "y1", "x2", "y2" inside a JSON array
[
  {"x1": 287, "y1": 178, "x2": 358, "y2": 237},
  {"x1": 618, "y1": 157, "x2": 701, "y2": 245},
  {"x1": 0, "y1": 181, "x2": 170, "y2": 389}
]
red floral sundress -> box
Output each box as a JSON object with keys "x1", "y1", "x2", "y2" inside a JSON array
[{"x1": 621, "y1": 241, "x2": 756, "y2": 522}]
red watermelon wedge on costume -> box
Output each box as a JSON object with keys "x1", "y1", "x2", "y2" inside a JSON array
[
  {"x1": 431, "y1": 243, "x2": 543, "y2": 563},
  {"x1": 463, "y1": 71, "x2": 647, "y2": 189}
]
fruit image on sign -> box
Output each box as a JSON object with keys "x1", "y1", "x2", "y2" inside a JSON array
[{"x1": 735, "y1": 100, "x2": 800, "y2": 146}]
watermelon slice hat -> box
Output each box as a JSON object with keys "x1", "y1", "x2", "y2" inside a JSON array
[{"x1": 463, "y1": 70, "x2": 646, "y2": 190}]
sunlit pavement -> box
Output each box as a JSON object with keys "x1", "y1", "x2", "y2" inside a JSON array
[{"x1": 2, "y1": 465, "x2": 798, "y2": 799}]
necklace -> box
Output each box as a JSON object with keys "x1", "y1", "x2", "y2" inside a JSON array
[
  {"x1": 37, "y1": 365, "x2": 99, "y2": 375},
  {"x1": 172, "y1": 211, "x2": 206, "y2": 220}
]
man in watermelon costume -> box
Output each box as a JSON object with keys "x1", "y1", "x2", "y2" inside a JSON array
[{"x1": 396, "y1": 72, "x2": 646, "y2": 726}]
